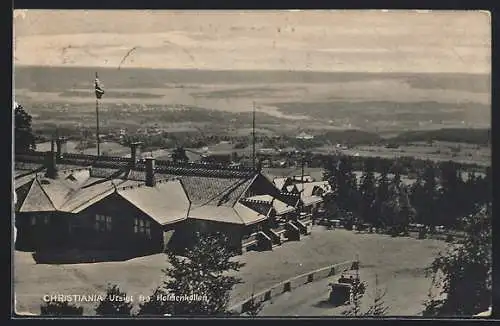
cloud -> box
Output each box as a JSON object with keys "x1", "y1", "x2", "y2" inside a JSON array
[{"x1": 13, "y1": 10, "x2": 491, "y2": 73}]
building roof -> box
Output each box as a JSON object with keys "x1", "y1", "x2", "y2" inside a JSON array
[
  {"x1": 295, "y1": 181, "x2": 331, "y2": 197},
  {"x1": 15, "y1": 151, "x2": 286, "y2": 227},
  {"x1": 117, "y1": 180, "x2": 189, "y2": 225},
  {"x1": 18, "y1": 168, "x2": 142, "y2": 213},
  {"x1": 273, "y1": 177, "x2": 289, "y2": 191},
  {"x1": 296, "y1": 132, "x2": 314, "y2": 140},
  {"x1": 15, "y1": 173, "x2": 38, "y2": 189},
  {"x1": 291, "y1": 175, "x2": 315, "y2": 182},
  {"x1": 301, "y1": 195, "x2": 323, "y2": 206},
  {"x1": 287, "y1": 181, "x2": 329, "y2": 207},
  {"x1": 14, "y1": 161, "x2": 44, "y2": 172},
  {"x1": 164, "y1": 174, "x2": 254, "y2": 207},
  {"x1": 19, "y1": 178, "x2": 56, "y2": 212},
  {"x1": 245, "y1": 194, "x2": 295, "y2": 215},
  {"x1": 188, "y1": 202, "x2": 267, "y2": 226},
  {"x1": 59, "y1": 179, "x2": 139, "y2": 213}
]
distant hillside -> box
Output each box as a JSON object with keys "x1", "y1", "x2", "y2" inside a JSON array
[
  {"x1": 318, "y1": 129, "x2": 382, "y2": 145},
  {"x1": 388, "y1": 128, "x2": 491, "y2": 145}
]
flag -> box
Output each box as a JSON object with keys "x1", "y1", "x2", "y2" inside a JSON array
[{"x1": 94, "y1": 75, "x2": 105, "y2": 99}]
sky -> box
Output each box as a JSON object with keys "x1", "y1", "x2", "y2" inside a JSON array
[{"x1": 13, "y1": 10, "x2": 491, "y2": 73}]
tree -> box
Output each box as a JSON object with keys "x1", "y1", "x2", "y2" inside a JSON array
[
  {"x1": 137, "y1": 287, "x2": 172, "y2": 316},
  {"x1": 328, "y1": 156, "x2": 360, "y2": 217},
  {"x1": 95, "y1": 284, "x2": 133, "y2": 316},
  {"x1": 437, "y1": 161, "x2": 465, "y2": 228},
  {"x1": 342, "y1": 274, "x2": 389, "y2": 317},
  {"x1": 358, "y1": 158, "x2": 377, "y2": 226},
  {"x1": 364, "y1": 274, "x2": 389, "y2": 316},
  {"x1": 40, "y1": 301, "x2": 83, "y2": 316},
  {"x1": 342, "y1": 279, "x2": 366, "y2": 317},
  {"x1": 373, "y1": 168, "x2": 390, "y2": 230},
  {"x1": 161, "y1": 232, "x2": 245, "y2": 315},
  {"x1": 423, "y1": 204, "x2": 492, "y2": 316},
  {"x1": 243, "y1": 292, "x2": 264, "y2": 317},
  {"x1": 411, "y1": 165, "x2": 439, "y2": 228},
  {"x1": 476, "y1": 166, "x2": 492, "y2": 206},
  {"x1": 172, "y1": 147, "x2": 189, "y2": 163},
  {"x1": 383, "y1": 173, "x2": 415, "y2": 236},
  {"x1": 14, "y1": 103, "x2": 36, "y2": 153}
]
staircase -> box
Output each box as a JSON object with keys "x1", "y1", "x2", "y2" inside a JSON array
[
  {"x1": 292, "y1": 219, "x2": 312, "y2": 235},
  {"x1": 285, "y1": 221, "x2": 300, "y2": 241},
  {"x1": 264, "y1": 229, "x2": 282, "y2": 247}
]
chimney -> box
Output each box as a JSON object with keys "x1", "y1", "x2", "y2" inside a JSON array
[
  {"x1": 45, "y1": 139, "x2": 58, "y2": 179},
  {"x1": 145, "y1": 157, "x2": 155, "y2": 187},
  {"x1": 256, "y1": 159, "x2": 262, "y2": 172},
  {"x1": 55, "y1": 137, "x2": 67, "y2": 159},
  {"x1": 130, "y1": 142, "x2": 142, "y2": 169}
]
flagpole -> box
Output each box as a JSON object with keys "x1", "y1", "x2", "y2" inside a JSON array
[
  {"x1": 95, "y1": 72, "x2": 100, "y2": 157},
  {"x1": 252, "y1": 101, "x2": 256, "y2": 170}
]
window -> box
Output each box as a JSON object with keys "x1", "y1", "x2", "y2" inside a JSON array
[
  {"x1": 134, "y1": 217, "x2": 151, "y2": 239},
  {"x1": 44, "y1": 215, "x2": 50, "y2": 225},
  {"x1": 145, "y1": 221, "x2": 151, "y2": 239},
  {"x1": 95, "y1": 214, "x2": 112, "y2": 232},
  {"x1": 30, "y1": 216, "x2": 36, "y2": 226},
  {"x1": 106, "y1": 216, "x2": 112, "y2": 231},
  {"x1": 140, "y1": 219, "x2": 145, "y2": 234}
]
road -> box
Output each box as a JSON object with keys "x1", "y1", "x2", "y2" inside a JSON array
[{"x1": 259, "y1": 265, "x2": 439, "y2": 316}]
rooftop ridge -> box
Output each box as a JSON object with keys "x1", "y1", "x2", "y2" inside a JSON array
[
  {"x1": 240, "y1": 197, "x2": 272, "y2": 205},
  {"x1": 16, "y1": 151, "x2": 256, "y2": 175},
  {"x1": 116, "y1": 176, "x2": 181, "y2": 192},
  {"x1": 281, "y1": 191, "x2": 300, "y2": 196}
]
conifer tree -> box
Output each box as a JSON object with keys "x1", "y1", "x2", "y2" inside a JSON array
[
  {"x1": 424, "y1": 204, "x2": 492, "y2": 316},
  {"x1": 40, "y1": 301, "x2": 83, "y2": 316},
  {"x1": 162, "y1": 232, "x2": 244, "y2": 315},
  {"x1": 95, "y1": 284, "x2": 133, "y2": 316}
]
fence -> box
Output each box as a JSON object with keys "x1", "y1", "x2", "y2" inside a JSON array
[{"x1": 229, "y1": 260, "x2": 356, "y2": 314}]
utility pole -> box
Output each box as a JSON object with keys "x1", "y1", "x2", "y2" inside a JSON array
[
  {"x1": 96, "y1": 98, "x2": 100, "y2": 156},
  {"x1": 301, "y1": 151, "x2": 305, "y2": 186},
  {"x1": 95, "y1": 72, "x2": 101, "y2": 156}
]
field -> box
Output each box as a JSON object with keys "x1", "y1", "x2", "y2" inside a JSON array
[
  {"x1": 14, "y1": 226, "x2": 447, "y2": 315},
  {"x1": 36, "y1": 140, "x2": 131, "y2": 157},
  {"x1": 16, "y1": 66, "x2": 491, "y2": 168},
  {"x1": 343, "y1": 141, "x2": 491, "y2": 167},
  {"x1": 14, "y1": 66, "x2": 490, "y2": 135}
]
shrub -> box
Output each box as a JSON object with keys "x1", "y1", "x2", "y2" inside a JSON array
[
  {"x1": 95, "y1": 284, "x2": 133, "y2": 316},
  {"x1": 40, "y1": 301, "x2": 83, "y2": 316}
]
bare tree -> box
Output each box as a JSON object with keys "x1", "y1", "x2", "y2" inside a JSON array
[
  {"x1": 341, "y1": 279, "x2": 365, "y2": 316},
  {"x1": 364, "y1": 274, "x2": 389, "y2": 316},
  {"x1": 244, "y1": 291, "x2": 264, "y2": 317}
]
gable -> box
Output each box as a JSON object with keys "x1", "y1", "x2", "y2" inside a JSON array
[
  {"x1": 15, "y1": 179, "x2": 35, "y2": 212},
  {"x1": 19, "y1": 179, "x2": 56, "y2": 212},
  {"x1": 117, "y1": 180, "x2": 190, "y2": 225},
  {"x1": 244, "y1": 173, "x2": 281, "y2": 198}
]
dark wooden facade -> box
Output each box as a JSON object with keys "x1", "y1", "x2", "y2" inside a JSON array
[
  {"x1": 168, "y1": 218, "x2": 253, "y2": 254},
  {"x1": 15, "y1": 193, "x2": 170, "y2": 255}
]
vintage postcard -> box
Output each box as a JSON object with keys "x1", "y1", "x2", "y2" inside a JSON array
[{"x1": 12, "y1": 10, "x2": 492, "y2": 318}]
